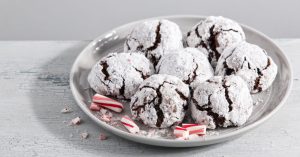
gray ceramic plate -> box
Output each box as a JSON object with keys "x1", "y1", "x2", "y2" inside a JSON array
[{"x1": 70, "y1": 15, "x2": 293, "y2": 147}]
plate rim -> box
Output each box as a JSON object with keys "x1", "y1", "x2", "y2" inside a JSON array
[{"x1": 69, "y1": 15, "x2": 293, "y2": 147}]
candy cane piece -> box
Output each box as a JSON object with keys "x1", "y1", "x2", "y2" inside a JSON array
[
  {"x1": 174, "y1": 126, "x2": 190, "y2": 138},
  {"x1": 80, "y1": 132, "x2": 89, "y2": 139},
  {"x1": 182, "y1": 123, "x2": 206, "y2": 135},
  {"x1": 89, "y1": 103, "x2": 101, "y2": 111},
  {"x1": 70, "y1": 117, "x2": 81, "y2": 125},
  {"x1": 92, "y1": 94, "x2": 123, "y2": 112},
  {"x1": 99, "y1": 103, "x2": 123, "y2": 113},
  {"x1": 93, "y1": 94, "x2": 122, "y2": 105},
  {"x1": 99, "y1": 133, "x2": 108, "y2": 140},
  {"x1": 120, "y1": 115, "x2": 140, "y2": 134}
]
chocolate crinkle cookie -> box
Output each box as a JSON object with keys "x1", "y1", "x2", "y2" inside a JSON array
[
  {"x1": 130, "y1": 74, "x2": 190, "y2": 128},
  {"x1": 156, "y1": 47, "x2": 214, "y2": 86},
  {"x1": 88, "y1": 52, "x2": 154, "y2": 100},
  {"x1": 124, "y1": 19, "x2": 183, "y2": 67},
  {"x1": 215, "y1": 42, "x2": 277, "y2": 93},
  {"x1": 186, "y1": 16, "x2": 245, "y2": 67},
  {"x1": 191, "y1": 75, "x2": 253, "y2": 129}
]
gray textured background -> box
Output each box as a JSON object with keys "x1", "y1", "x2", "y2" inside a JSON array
[{"x1": 0, "y1": 0, "x2": 298, "y2": 40}]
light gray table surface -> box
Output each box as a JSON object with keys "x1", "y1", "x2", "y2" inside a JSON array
[{"x1": 0, "y1": 40, "x2": 299, "y2": 157}]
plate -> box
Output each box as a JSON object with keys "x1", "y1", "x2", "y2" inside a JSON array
[{"x1": 69, "y1": 15, "x2": 293, "y2": 147}]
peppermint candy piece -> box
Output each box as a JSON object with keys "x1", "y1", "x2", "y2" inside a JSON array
[
  {"x1": 100, "y1": 114, "x2": 111, "y2": 122},
  {"x1": 92, "y1": 94, "x2": 123, "y2": 112},
  {"x1": 120, "y1": 115, "x2": 140, "y2": 134},
  {"x1": 174, "y1": 126, "x2": 190, "y2": 138},
  {"x1": 182, "y1": 123, "x2": 206, "y2": 136},
  {"x1": 70, "y1": 117, "x2": 81, "y2": 125},
  {"x1": 89, "y1": 102, "x2": 101, "y2": 111}
]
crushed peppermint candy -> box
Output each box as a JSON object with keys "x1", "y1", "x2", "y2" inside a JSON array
[
  {"x1": 89, "y1": 103, "x2": 101, "y2": 111},
  {"x1": 120, "y1": 115, "x2": 140, "y2": 134},
  {"x1": 80, "y1": 132, "x2": 89, "y2": 139},
  {"x1": 182, "y1": 123, "x2": 206, "y2": 136},
  {"x1": 92, "y1": 94, "x2": 124, "y2": 113},
  {"x1": 70, "y1": 117, "x2": 81, "y2": 125},
  {"x1": 100, "y1": 114, "x2": 111, "y2": 122},
  {"x1": 173, "y1": 123, "x2": 207, "y2": 140},
  {"x1": 174, "y1": 126, "x2": 189, "y2": 138},
  {"x1": 99, "y1": 133, "x2": 108, "y2": 140}
]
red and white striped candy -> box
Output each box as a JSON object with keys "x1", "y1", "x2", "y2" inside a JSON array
[
  {"x1": 89, "y1": 102, "x2": 101, "y2": 111},
  {"x1": 174, "y1": 126, "x2": 190, "y2": 138},
  {"x1": 120, "y1": 115, "x2": 140, "y2": 134},
  {"x1": 182, "y1": 123, "x2": 206, "y2": 136},
  {"x1": 92, "y1": 94, "x2": 123, "y2": 113}
]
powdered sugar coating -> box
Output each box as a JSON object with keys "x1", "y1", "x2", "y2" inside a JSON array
[
  {"x1": 156, "y1": 47, "x2": 214, "y2": 86},
  {"x1": 124, "y1": 19, "x2": 183, "y2": 66},
  {"x1": 191, "y1": 75, "x2": 253, "y2": 129},
  {"x1": 186, "y1": 16, "x2": 245, "y2": 67},
  {"x1": 88, "y1": 52, "x2": 154, "y2": 99},
  {"x1": 130, "y1": 74, "x2": 190, "y2": 128},
  {"x1": 215, "y1": 42, "x2": 278, "y2": 93}
]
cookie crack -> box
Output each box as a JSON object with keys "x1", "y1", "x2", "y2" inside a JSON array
[
  {"x1": 127, "y1": 37, "x2": 144, "y2": 51},
  {"x1": 240, "y1": 57, "x2": 252, "y2": 70},
  {"x1": 187, "y1": 22, "x2": 202, "y2": 38},
  {"x1": 223, "y1": 61, "x2": 235, "y2": 75},
  {"x1": 194, "y1": 39, "x2": 209, "y2": 62},
  {"x1": 195, "y1": 25, "x2": 201, "y2": 38},
  {"x1": 191, "y1": 24, "x2": 213, "y2": 62},
  {"x1": 146, "y1": 22, "x2": 162, "y2": 52},
  {"x1": 150, "y1": 55, "x2": 161, "y2": 69},
  {"x1": 263, "y1": 58, "x2": 271, "y2": 70},
  {"x1": 253, "y1": 58, "x2": 270, "y2": 92},
  {"x1": 206, "y1": 79, "x2": 218, "y2": 84},
  {"x1": 131, "y1": 97, "x2": 139, "y2": 108},
  {"x1": 187, "y1": 31, "x2": 191, "y2": 37},
  {"x1": 223, "y1": 50, "x2": 235, "y2": 75},
  {"x1": 175, "y1": 89, "x2": 188, "y2": 101},
  {"x1": 208, "y1": 25, "x2": 221, "y2": 61},
  {"x1": 119, "y1": 76, "x2": 126, "y2": 99},
  {"x1": 136, "y1": 45, "x2": 144, "y2": 51},
  {"x1": 99, "y1": 78, "x2": 111, "y2": 90},
  {"x1": 154, "y1": 81, "x2": 170, "y2": 127},
  {"x1": 254, "y1": 68, "x2": 263, "y2": 92},
  {"x1": 221, "y1": 28, "x2": 239, "y2": 33},
  {"x1": 254, "y1": 76, "x2": 262, "y2": 92},
  {"x1": 221, "y1": 28, "x2": 244, "y2": 38},
  {"x1": 175, "y1": 89, "x2": 189, "y2": 110},
  {"x1": 156, "y1": 62, "x2": 162, "y2": 73},
  {"x1": 193, "y1": 94, "x2": 226, "y2": 127},
  {"x1": 130, "y1": 97, "x2": 140, "y2": 114},
  {"x1": 141, "y1": 22, "x2": 162, "y2": 67},
  {"x1": 184, "y1": 59, "x2": 199, "y2": 84},
  {"x1": 133, "y1": 67, "x2": 148, "y2": 80},
  {"x1": 248, "y1": 61, "x2": 251, "y2": 69},
  {"x1": 132, "y1": 81, "x2": 174, "y2": 127},
  {"x1": 125, "y1": 39, "x2": 131, "y2": 51},
  {"x1": 222, "y1": 79, "x2": 233, "y2": 112},
  {"x1": 195, "y1": 40, "x2": 209, "y2": 50},
  {"x1": 100, "y1": 61, "x2": 110, "y2": 80}
]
